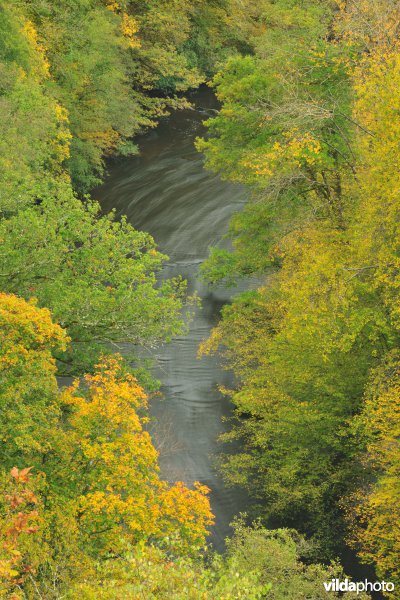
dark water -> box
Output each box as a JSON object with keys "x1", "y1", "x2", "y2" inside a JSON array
[{"x1": 94, "y1": 88, "x2": 251, "y2": 549}]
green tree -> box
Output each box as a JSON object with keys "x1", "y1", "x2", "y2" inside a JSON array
[
  {"x1": 197, "y1": 0, "x2": 400, "y2": 570},
  {"x1": 197, "y1": 0, "x2": 354, "y2": 282},
  {"x1": 0, "y1": 3, "x2": 71, "y2": 214},
  {"x1": 0, "y1": 191, "x2": 187, "y2": 373}
]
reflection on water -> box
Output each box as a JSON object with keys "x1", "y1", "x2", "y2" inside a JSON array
[{"x1": 94, "y1": 88, "x2": 251, "y2": 549}]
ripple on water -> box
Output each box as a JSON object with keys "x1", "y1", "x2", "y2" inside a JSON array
[{"x1": 94, "y1": 88, "x2": 253, "y2": 549}]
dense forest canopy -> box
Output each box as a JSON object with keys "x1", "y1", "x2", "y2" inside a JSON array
[
  {"x1": 0, "y1": 0, "x2": 399, "y2": 597},
  {"x1": 198, "y1": 0, "x2": 400, "y2": 593}
]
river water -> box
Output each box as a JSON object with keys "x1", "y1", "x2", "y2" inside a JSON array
[{"x1": 94, "y1": 88, "x2": 250, "y2": 549}]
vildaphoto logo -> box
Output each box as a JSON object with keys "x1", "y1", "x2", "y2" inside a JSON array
[{"x1": 323, "y1": 578, "x2": 395, "y2": 594}]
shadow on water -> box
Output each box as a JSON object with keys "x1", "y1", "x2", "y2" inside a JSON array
[{"x1": 93, "y1": 87, "x2": 253, "y2": 550}]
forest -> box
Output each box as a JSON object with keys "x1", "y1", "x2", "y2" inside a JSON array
[{"x1": 0, "y1": 0, "x2": 399, "y2": 598}]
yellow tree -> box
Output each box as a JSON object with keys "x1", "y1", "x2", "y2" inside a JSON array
[
  {"x1": 332, "y1": 9, "x2": 400, "y2": 588},
  {"x1": 346, "y1": 354, "x2": 400, "y2": 589},
  {"x1": 335, "y1": 0, "x2": 400, "y2": 51},
  {"x1": 0, "y1": 295, "x2": 214, "y2": 595},
  {"x1": 350, "y1": 42, "x2": 400, "y2": 338},
  {"x1": 58, "y1": 356, "x2": 214, "y2": 557},
  {"x1": 0, "y1": 292, "x2": 68, "y2": 465}
]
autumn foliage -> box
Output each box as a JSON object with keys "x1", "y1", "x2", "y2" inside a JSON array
[
  {"x1": 61, "y1": 356, "x2": 213, "y2": 556},
  {"x1": 345, "y1": 355, "x2": 400, "y2": 589},
  {"x1": 0, "y1": 295, "x2": 213, "y2": 596},
  {"x1": 1, "y1": 0, "x2": 400, "y2": 596},
  {"x1": 197, "y1": 0, "x2": 400, "y2": 591},
  {"x1": 0, "y1": 467, "x2": 40, "y2": 595}
]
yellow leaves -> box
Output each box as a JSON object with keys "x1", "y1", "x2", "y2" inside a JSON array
[
  {"x1": 61, "y1": 356, "x2": 213, "y2": 555},
  {"x1": 79, "y1": 491, "x2": 124, "y2": 516},
  {"x1": 105, "y1": 2, "x2": 141, "y2": 49},
  {"x1": 353, "y1": 46, "x2": 400, "y2": 212},
  {"x1": 350, "y1": 41, "x2": 400, "y2": 335},
  {"x1": 334, "y1": 0, "x2": 400, "y2": 50},
  {"x1": 0, "y1": 292, "x2": 69, "y2": 373},
  {"x1": 0, "y1": 293, "x2": 71, "y2": 458},
  {"x1": 346, "y1": 364, "x2": 400, "y2": 584},
  {"x1": 106, "y1": 1, "x2": 121, "y2": 11},
  {"x1": 21, "y1": 20, "x2": 50, "y2": 80},
  {"x1": 198, "y1": 326, "x2": 223, "y2": 357},
  {"x1": 51, "y1": 103, "x2": 72, "y2": 166},
  {"x1": 282, "y1": 130, "x2": 322, "y2": 165},
  {"x1": 243, "y1": 129, "x2": 322, "y2": 180},
  {"x1": 157, "y1": 481, "x2": 214, "y2": 552},
  {"x1": 79, "y1": 128, "x2": 120, "y2": 153},
  {"x1": 121, "y1": 13, "x2": 141, "y2": 49}
]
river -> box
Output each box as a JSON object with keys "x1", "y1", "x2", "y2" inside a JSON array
[{"x1": 94, "y1": 88, "x2": 251, "y2": 549}]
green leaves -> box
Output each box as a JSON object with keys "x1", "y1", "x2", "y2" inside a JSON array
[
  {"x1": 197, "y1": 0, "x2": 400, "y2": 566},
  {"x1": 0, "y1": 191, "x2": 186, "y2": 373},
  {"x1": 196, "y1": 6, "x2": 355, "y2": 285}
]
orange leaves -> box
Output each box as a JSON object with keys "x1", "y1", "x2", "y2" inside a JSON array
[
  {"x1": 5, "y1": 495, "x2": 24, "y2": 511},
  {"x1": 4, "y1": 467, "x2": 39, "y2": 537},
  {"x1": 6, "y1": 470, "x2": 37, "y2": 512},
  {"x1": 0, "y1": 467, "x2": 41, "y2": 593},
  {"x1": 10, "y1": 467, "x2": 33, "y2": 484},
  {"x1": 7, "y1": 511, "x2": 39, "y2": 538}
]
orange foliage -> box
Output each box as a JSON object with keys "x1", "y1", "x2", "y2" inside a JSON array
[{"x1": 0, "y1": 467, "x2": 41, "y2": 596}]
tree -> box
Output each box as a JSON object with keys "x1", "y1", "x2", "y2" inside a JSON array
[
  {"x1": 341, "y1": 24, "x2": 400, "y2": 588},
  {"x1": 196, "y1": 0, "x2": 353, "y2": 282},
  {"x1": 0, "y1": 4, "x2": 72, "y2": 214},
  {"x1": 345, "y1": 353, "x2": 400, "y2": 590},
  {"x1": 0, "y1": 292, "x2": 68, "y2": 466},
  {"x1": 11, "y1": 0, "x2": 259, "y2": 193},
  {"x1": 197, "y1": 0, "x2": 400, "y2": 570},
  {"x1": 223, "y1": 520, "x2": 370, "y2": 599},
  {"x1": 57, "y1": 356, "x2": 214, "y2": 558},
  {"x1": 0, "y1": 467, "x2": 42, "y2": 597},
  {"x1": 199, "y1": 223, "x2": 389, "y2": 556},
  {"x1": 0, "y1": 295, "x2": 215, "y2": 596},
  {"x1": 0, "y1": 192, "x2": 187, "y2": 373},
  {"x1": 24, "y1": 0, "x2": 144, "y2": 192}
]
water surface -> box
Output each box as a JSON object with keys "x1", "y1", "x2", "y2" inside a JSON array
[{"x1": 94, "y1": 88, "x2": 250, "y2": 549}]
